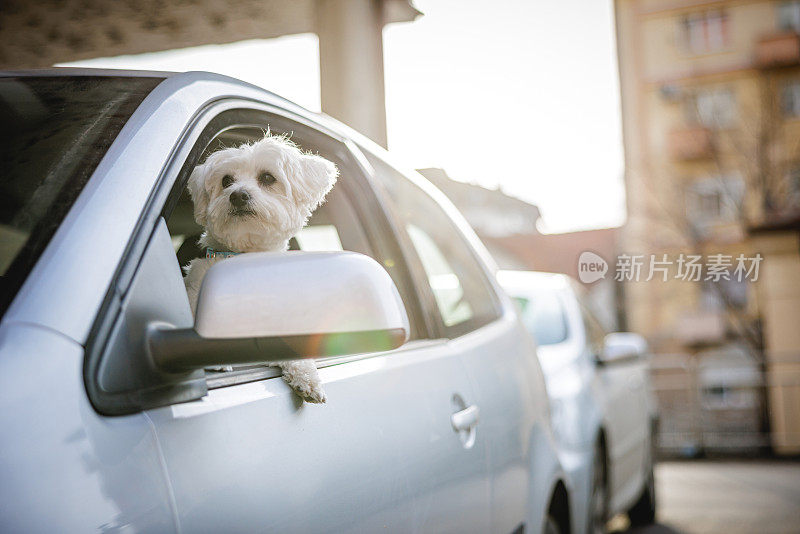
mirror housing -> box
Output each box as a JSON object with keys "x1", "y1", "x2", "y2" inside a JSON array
[
  {"x1": 149, "y1": 251, "x2": 409, "y2": 371},
  {"x1": 598, "y1": 332, "x2": 649, "y2": 365}
]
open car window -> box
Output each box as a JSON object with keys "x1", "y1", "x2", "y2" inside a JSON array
[
  {"x1": 164, "y1": 113, "x2": 427, "y2": 363},
  {"x1": 167, "y1": 125, "x2": 373, "y2": 269}
]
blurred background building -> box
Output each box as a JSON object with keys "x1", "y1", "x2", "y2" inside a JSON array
[
  {"x1": 616, "y1": 0, "x2": 800, "y2": 455},
  {"x1": 0, "y1": 0, "x2": 421, "y2": 147}
]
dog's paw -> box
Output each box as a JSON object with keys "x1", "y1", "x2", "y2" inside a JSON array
[
  {"x1": 206, "y1": 365, "x2": 234, "y2": 372},
  {"x1": 278, "y1": 360, "x2": 327, "y2": 404},
  {"x1": 293, "y1": 379, "x2": 327, "y2": 404}
]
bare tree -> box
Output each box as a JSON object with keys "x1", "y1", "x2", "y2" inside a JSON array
[{"x1": 630, "y1": 76, "x2": 799, "y2": 364}]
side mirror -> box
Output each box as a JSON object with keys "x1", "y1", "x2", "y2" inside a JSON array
[
  {"x1": 149, "y1": 251, "x2": 409, "y2": 371},
  {"x1": 598, "y1": 332, "x2": 649, "y2": 365}
]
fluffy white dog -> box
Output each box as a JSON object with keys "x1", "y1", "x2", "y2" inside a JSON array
[{"x1": 183, "y1": 133, "x2": 338, "y2": 403}]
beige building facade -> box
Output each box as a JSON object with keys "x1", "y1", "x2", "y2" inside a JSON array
[{"x1": 616, "y1": 0, "x2": 800, "y2": 454}]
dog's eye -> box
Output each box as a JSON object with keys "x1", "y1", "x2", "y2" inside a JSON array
[
  {"x1": 222, "y1": 174, "x2": 234, "y2": 189},
  {"x1": 258, "y1": 171, "x2": 276, "y2": 187}
]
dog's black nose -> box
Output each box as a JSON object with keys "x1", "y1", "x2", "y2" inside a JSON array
[{"x1": 230, "y1": 190, "x2": 251, "y2": 208}]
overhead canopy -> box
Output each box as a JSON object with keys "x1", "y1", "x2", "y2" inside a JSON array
[{"x1": 0, "y1": 0, "x2": 420, "y2": 69}]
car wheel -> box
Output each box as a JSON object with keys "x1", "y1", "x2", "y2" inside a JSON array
[
  {"x1": 627, "y1": 438, "x2": 656, "y2": 526},
  {"x1": 543, "y1": 514, "x2": 561, "y2": 534},
  {"x1": 588, "y1": 442, "x2": 608, "y2": 534}
]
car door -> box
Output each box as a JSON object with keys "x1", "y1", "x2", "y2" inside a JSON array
[
  {"x1": 87, "y1": 105, "x2": 491, "y2": 533},
  {"x1": 577, "y1": 296, "x2": 648, "y2": 510},
  {"x1": 358, "y1": 148, "x2": 552, "y2": 534}
]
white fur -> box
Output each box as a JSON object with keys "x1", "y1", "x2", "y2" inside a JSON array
[{"x1": 184, "y1": 133, "x2": 338, "y2": 403}]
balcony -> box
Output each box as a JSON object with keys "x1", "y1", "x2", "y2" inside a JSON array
[
  {"x1": 669, "y1": 126, "x2": 713, "y2": 161},
  {"x1": 756, "y1": 32, "x2": 800, "y2": 69}
]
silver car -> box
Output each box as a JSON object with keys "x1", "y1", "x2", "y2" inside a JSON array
[
  {"x1": 499, "y1": 271, "x2": 658, "y2": 534},
  {"x1": 0, "y1": 70, "x2": 570, "y2": 533}
]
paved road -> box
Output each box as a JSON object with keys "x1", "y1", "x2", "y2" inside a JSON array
[{"x1": 610, "y1": 460, "x2": 800, "y2": 534}]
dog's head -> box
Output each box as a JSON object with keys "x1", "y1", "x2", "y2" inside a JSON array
[{"x1": 188, "y1": 133, "x2": 338, "y2": 252}]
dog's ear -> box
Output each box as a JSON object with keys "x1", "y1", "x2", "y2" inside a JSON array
[
  {"x1": 187, "y1": 163, "x2": 211, "y2": 226},
  {"x1": 294, "y1": 153, "x2": 339, "y2": 209}
]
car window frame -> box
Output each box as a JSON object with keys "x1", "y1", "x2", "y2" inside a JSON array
[{"x1": 86, "y1": 99, "x2": 442, "y2": 406}]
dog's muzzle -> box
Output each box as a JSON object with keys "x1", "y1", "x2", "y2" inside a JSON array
[
  {"x1": 230, "y1": 190, "x2": 250, "y2": 208},
  {"x1": 229, "y1": 190, "x2": 255, "y2": 216}
]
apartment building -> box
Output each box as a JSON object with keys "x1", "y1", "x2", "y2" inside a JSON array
[{"x1": 615, "y1": 0, "x2": 800, "y2": 454}]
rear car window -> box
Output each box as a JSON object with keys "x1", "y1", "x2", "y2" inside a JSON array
[
  {"x1": 0, "y1": 75, "x2": 162, "y2": 314},
  {"x1": 362, "y1": 150, "x2": 502, "y2": 338}
]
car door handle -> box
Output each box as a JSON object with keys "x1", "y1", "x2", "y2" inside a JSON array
[{"x1": 451, "y1": 405, "x2": 480, "y2": 431}]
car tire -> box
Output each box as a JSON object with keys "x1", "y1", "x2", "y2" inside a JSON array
[
  {"x1": 588, "y1": 441, "x2": 608, "y2": 534},
  {"x1": 627, "y1": 435, "x2": 656, "y2": 526}
]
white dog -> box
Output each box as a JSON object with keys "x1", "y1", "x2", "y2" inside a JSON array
[{"x1": 183, "y1": 133, "x2": 338, "y2": 403}]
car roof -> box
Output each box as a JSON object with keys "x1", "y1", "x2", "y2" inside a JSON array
[
  {"x1": 0, "y1": 68, "x2": 404, "y2": 163},
  {"x1": 1, "y1": 67, "x2": 312, "y2": 119},
  {"x1": 0, "y1": 67, "x2": 176, "y2": 78},
  {"x1": 0, "y1": 68, "x2": 476, "y2": 222}
]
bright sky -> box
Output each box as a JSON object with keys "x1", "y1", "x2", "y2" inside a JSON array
[{"x1": 60, "y1": 0, "x2": 624, "y2": 234}]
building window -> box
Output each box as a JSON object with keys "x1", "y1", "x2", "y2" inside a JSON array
[
  {"x1": 679, "y1": 10, "x2": 730, "y2": 54},
  {"x1": 778, "y1": 1, "x2": 800, "y2": 32},
  {"x1": 781, "y1": 80, "x2": 800, "y2": 117},
  {"x1": 685, "y1": 88, "x2": 737, "y2": 128},
  {"x1": 687, "y1": 175, "x2": 744, "y2": 231}
]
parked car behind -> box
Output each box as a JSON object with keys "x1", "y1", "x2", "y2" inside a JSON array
[
  {"x1": 0, "y1": 69, "x2": 571, "y2": 533},
  {"x1": 499, "y1": 271, "x2": 658, "y2": 533}
]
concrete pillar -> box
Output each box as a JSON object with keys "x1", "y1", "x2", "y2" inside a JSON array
[
  {"x1": 316, "y1": 0, "x2": 388, "y2": 147},
  {"x1": 755, "y1": 232, "x2": 800, "y2": 454}
]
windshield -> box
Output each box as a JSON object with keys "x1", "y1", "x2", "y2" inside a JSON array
[
  {"x1": 513, "y1": 290, "x2": 570, "y2": 346},
  {"x1": 0, "y1": 75, "x2": 163, "y2": 314}
]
